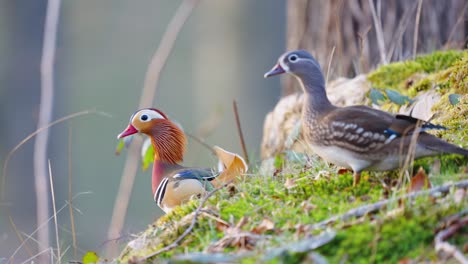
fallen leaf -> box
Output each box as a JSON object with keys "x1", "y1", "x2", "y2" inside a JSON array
[
  {"x1": 453, "y1": 189, "x2": 465, "y2": 205},
  {"x1": 251, "y1": 218, "x2": 275, "y2": 234},
  {"x1": 300, "y1": 199, "x2": 317, "y2": 212},
  {"x1": 337, "y1": 168, "x2": 352, "y2": 175},
  {"x1": 408, "y1": 167, "x2": 431, "y2": 193},
  {"x1": 212, "y1": 146, "x2": 248, "y2": 187},
  {"x1": 284, "y1": 178, "x2": 297, "y2": 189}
]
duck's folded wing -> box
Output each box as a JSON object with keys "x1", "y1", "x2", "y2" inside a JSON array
[
  {"x1": 321, "y1": 106, "x2": 444, "y2": 153},
  {"x1": 172, "y1": 168, "x2": 219, "y2": 181}
]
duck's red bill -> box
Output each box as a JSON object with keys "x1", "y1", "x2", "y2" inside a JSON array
[
  {"x1": 117, "y1": 124, "x2": 138, "y2": 139},
  {"x1": 264, "y1": 63, "x2": 285, "y2": 78}
]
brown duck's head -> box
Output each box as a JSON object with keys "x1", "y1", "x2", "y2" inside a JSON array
[
  {"x1": 117, "y1": 108, "x2": 186, "y2": 163},
  {"x1": 264, "y1": 50, "x2": 323, "y2": 79}
]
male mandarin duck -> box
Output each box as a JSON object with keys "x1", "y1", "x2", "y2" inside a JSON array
[
  {"x1": 117, "y1": 108, "x2": 247, "y2": 213},
  {"x1": 264, "y1": 50, "x2": 468, "y2": 185}
]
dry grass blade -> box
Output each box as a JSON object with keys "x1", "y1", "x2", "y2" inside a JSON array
[
  {"x1": 445, "y1": 2, "x2": 468, "y2": 48},
  {"x1": 8, "y1": 214, "x2": 34, "y2": 258},
  {"x1": 368, "y1": 0, "x2": 387, "y2": 64},
  {"x1": 68, "y1": 127, "x2": 78, "y2": 259},
  {"x1": 8, "y1": 192, "x2": 91, "y2": 262},
  {"x1": 105, "y1": 0, "x2": 200, "y2": 257},
  {"x1": 136, "y1": 181, "x2": 231, "y2": 262},
  {"x1": 1, "y1": 109, "x2": 107, "y2": 200},
  {"x1": 412, "y1": 0, "x2": 423, "y2": 59},
  {"x1": 325, "y1": 46, "x2": 336, "y2": 86},
  {"x1": 233, "y1": 100, "x2": 249, "y2": 165},
  {"x1": 48, "y1": 160, "x2": 61, "y2": 263}
]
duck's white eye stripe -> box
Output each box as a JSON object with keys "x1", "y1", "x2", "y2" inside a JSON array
[
  {"x1": 279, "y1": 57, "x2": 290, "y2": 72},
  {"x1": 133, "y1": 109, "x2": 165, "y2": 123}
]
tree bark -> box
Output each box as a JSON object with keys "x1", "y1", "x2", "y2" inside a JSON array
[{"x1": 283, "y1": 0, "x2": 467, "y2": 96}]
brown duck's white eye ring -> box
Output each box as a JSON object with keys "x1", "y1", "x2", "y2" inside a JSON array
[{"x1": 288, "y1": 54, "x2": 299, "y2": 62}]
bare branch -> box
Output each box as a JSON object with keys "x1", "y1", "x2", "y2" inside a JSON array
[
  {"x1": 310, "y1": 180, "x2": 468, "y2": 230},
  {"x1": 435, "y1": 215, "x2": 468, "y2": 263},
  {"x1": 35, "y1": 0, "x2": 61, "y2": 260}
]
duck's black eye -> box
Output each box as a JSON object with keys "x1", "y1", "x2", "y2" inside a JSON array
[
  {"x1": 140, "y1": 114, "x2": 149, "y2": 121},
  {"x1": 288, "y1": 54, "x2": 298, "y2": 62}
]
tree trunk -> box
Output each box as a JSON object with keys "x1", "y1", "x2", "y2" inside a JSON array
[{"x1": 283, "y1": 0, "x2": 466, "y2": 96}]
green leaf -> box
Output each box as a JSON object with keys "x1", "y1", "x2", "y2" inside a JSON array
[
  {"x1": 385, "y1": 89, "x2": 412, "y2": 105},
  {"x1": 82, "y1": 251, "x2": 99, "y2": 264},
  {"x1": 448, "y1": 94, "x2": 460, "y2": 106},
  {"x1": 115, "y1": 135, "x2": 134, "y2": 155},
  {"x1": 115, "y1": 139, "x2": 125, "y2": 155},
  {"x1": 369, "y1": 88, "x2": 387, "y2": 105},
  {"x1": 142, "y1": 140, "x2": 155, "y2": 171}
]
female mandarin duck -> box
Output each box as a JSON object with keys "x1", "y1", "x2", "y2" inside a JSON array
[
  {"x1": 117, "y1": 108, "x2": 247, "y2": 213},
  {"x1": 265, "y1": 50, "x2": 468, "y2": 185}
]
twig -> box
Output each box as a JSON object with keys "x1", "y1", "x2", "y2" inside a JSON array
[
  {"x1": 34, "y1": 0, "x2": 61, "y2": 259},
  {"x1": 435, "y1": 215, "x2": 468, "y2": 263},
  {"x1": 105, "y1": 0, "x2": 200, "y2": 258},
  {"x1": 186, "y1": 132, "x2": 216, "y2": 156},
  {"x1": 310, "y1": 180, "x2": 468, "y2": 230},
  {"x1": 232, "y1": 100, "x2": 249, "y2": 165},
  {"x1": 368, "y1": 0, "x2": 387, "y2": 64},
  {"x1": 68, "y1": 127, "x2": 78, "y2": 259},
  {"x1": 137, "y1": 181, "x2": 230, "y2": 262},
  {"x1": 48, "y1": 160, "x2": 60, "y2": 263},
  {"x1": 412, "y1": 0, "x2": 423, "y2": 59}
]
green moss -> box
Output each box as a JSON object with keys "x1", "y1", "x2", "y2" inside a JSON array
[
  {"x1": 319, "y1": 199, "x2": 464, "y2": 263},
  {"x1": 415, "y1": 50, "x2": 463, "y2": 73},
  {"x1": 367, "y1": 50, "x2": 466, "y2": 94},
  {"x1": 367, "y1": 60, "x2": 422, "y2": 90}
]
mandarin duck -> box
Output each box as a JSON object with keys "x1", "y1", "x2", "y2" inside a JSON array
[
  {"x1": 264, "y1": 50, "x2": 468, "y2": 185},
  {"x1": 117, "y1": 108, "x2": 247, "y2": 213}
]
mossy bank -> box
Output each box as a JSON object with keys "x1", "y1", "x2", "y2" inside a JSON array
[{"x1": 115, "y1": 50, "x2": 468, "y2": 263}]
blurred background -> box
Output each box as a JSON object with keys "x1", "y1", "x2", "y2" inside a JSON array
[
  {"x1": 1, "y1": 0, "x2": 465, "y2": 261},
  {"x1": 0, "y1": 0, "x2": 285, "y2": 260}
]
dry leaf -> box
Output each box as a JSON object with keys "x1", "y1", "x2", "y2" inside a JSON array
[
  {"x1": 453, "y1": 189, "x2": 465, "y2": 205},
  {"x1": 251, "y1": 218, "x2": 275, "y2": 234},
  {"x1": 300, "y1": 199, "x2": 317, "y2": 212},
  {"x1": 284, "y1": 178, "x2": 297, "y2": 189},
  {"x1": 337, "y1": 168, "x2": 352, "y2": 175},
  {"x1": 212, "y1": 146, "x2": 248, "y2": 187},
  {"x1": 408, "y1": 167, "x2": 432, "y2": 193}
]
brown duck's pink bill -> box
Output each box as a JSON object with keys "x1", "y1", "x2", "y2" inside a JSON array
[
  {"x1": 264, "y1": 63, "x2": 286, "y2": 78},
  {"x1": 117, "y1": 124, "x2": 138, "y2": 139}
]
